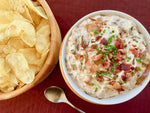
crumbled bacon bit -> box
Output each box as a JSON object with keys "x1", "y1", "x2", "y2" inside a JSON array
[
  {"x1": 131, "y1": 66, "x2": 135, "y2": 70},
  {"x1": 91, "y1": 44, "x2": 97, "y2": 49},
  {"x1": 85, "y1": 81, "x2": 90, "y2": 85},
  {"x1": 81, "y1": 36, "x2": 88, "y2": 49},
  {"x1": 138, "y1": 51, "x2": 147, "y2": 58},
  {"x1": 97, "y1": 76, "x2": 104, "y2": 81},
  {"x1": 115, "y1": 38, "x2": 124, "y2": 49},
  {"x1": 129, "y1": 48, "x2": 138, "y2": 56},
  {"x1": 121, "y1": 74, "x2": 130, "y2": 81},
  {"x1": 132, "y1": 44, "x2": 136, "y2": 47},
  {"x1": 100, "y1": 38, "x2": 108, "y2": 45},
  {"x1": 109, "y1": 81, "x2": 116, "y2": 85},
  {"x1": 86, "y1": 23, "x2": 98, "y2": 32},
  {"x1": 116, "y1": 53, "x2": 123, "y2": 60},
  {"x1": 76, "y1": 54, "x2": 83, "y2": 59},
  {"x1": 117, "y1": 88, "x2": 124, "y2": 93},
  {"x1": 91, "y1": 40, "x2": 95, "y2": 43},
  {"x1": 121, "y1": 63, "x2": 131, "y2": 71},
  {"x1": 95, "y1": 18, "x2": 103, "y2": 25},
  {"x1": 99, "y1": 28, "x2": 102, "y2": 32},
  {"x1": 92, "y1": 54, "x2": 103, "y2": 62},
  {"x1": 95, "y1": 36, "x2": 102, "y2": 41},
  {"x1": 113, "y1": 69, "x2": 121, "y2": 75},
  {"x1": 103, "y1": 61, "x2": 110, "y2": 69}
]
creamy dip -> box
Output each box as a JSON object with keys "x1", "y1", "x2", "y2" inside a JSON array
[{"x1": 65, "y1": 14, "x2": 150, "y2": 98}]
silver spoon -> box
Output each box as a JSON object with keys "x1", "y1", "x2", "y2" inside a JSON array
[{"x1": 44, "y1": 86, "x2": 85, "y2": 113}]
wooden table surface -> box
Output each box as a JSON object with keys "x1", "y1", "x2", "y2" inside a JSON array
[{"x1": 1, "y1": 0, "x2": 150, "y2": 113}]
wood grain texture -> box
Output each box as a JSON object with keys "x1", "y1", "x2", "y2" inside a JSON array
[{"x1": 0, "y1": 0, "x2": 61, "y2": 100}]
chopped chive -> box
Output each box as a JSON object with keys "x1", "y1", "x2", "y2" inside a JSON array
[
  {"x1": 136, "y1": 58, "x2": 142, "y2": 63},
  {"x1": 103, "y1": 29, "x2": 106, "y2": 33},
  {"x1": 94, "y1": 61, "x2": 99, "y2": 65},
  {"x1": 100, "y1": 14, "x2": 104, "y2": 16},
  {"x1": 116, "y1": 35, "x2": 119, "y2": 38},
  {"x1": 109, "y1": 75, "x2": 113, "y2": 79},
  {"x1": 104, "y1": 57, "x2": 107, "y2": 61},
  {"x1": 108, "y1": 26, "x2": 110, "y2": 29},
  {"x1": 93, "y1": 30, "x2": 99, "y2": 34},
  {"x1": 131, "y1": 36, "x2": 134, "y2": 39},
  {"x1": 123, "y1": 39, "x2": 126, "y2": 43},
  {"x1": 100, "y1": 72, "x2": 107, "y2": 76},
  {"x1": 103, "y1": 45, "x2": 107, "y2": 48},
  {"x1": 134, "y1": 39, "x2": 138, "y2": 43},
  {"x1": 95, "y1": 87, "x2": 98, "y2": 92},
  {"x1": 114, "y1": 75, "x2": 118, "y2": 78},
  {"x1": 131, "y1": 71, "x2": 134, "y2": 75},
  {"x1": 131, "y1": 26, "x2": 134, "y2": 31},
  {"x1": 71, "y1": 49, "x2": 74, "y2": 51},
  {"x1": 127, "y1": 56, "x2": 131, "y2": 60},
  {"x1": 90, "y1": 83, "x2": 94, "y2": 86},
  {"x1": 136, "y1": 67, "x2": 141, "y2": 71},
  {"x1": 103, "y1": 53, "x2": 106, "y2": 57},
  {"x1": 119, "y1": 79, "x2": 123, "y2": 83},
  {"x1": 112, "y1": 30, "x2": 115, "y2": 33},
  {"x1": 114, "y1": 57, "x2": 118, "y2": 60},
  {"x1": 93, "y1": 43, "x2": 97, "y2": 46},
  {"x1": 108, "y1": 37, "x2": 113, "y2": 44},
  {"x1": 72, "y1": 64, "x2": 76, "y2": 67},
  {"x1": 112, "y1": 59, "x2": 115, "y2": 62},
  {"x1": 111, "y1": 68, "x2": 114, "y2": 72},
  {"x1": 127, "y1": 59, "x2": 130, "y2": 62},
  {"x1": 124, "y1": 81, "x2": 127, "y2": 83},
  {"x1": 96, "y1": 47, "x2": 100, "y2": 50},
  {"x1": 100, "y1": 33, "x2": 103, "y2": 35},
  {"x1": 113, "y1": 66, "x2": 116, "y2": 69},
  {"x1": 86, "y1": 46, "x2": 89, "y2": 48},
  {"x1": 97, "y1": 50, "x2": 102, "y2": 54}
]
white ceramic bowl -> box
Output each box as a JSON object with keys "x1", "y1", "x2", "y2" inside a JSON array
[{"x1": 59, "y1": 10, "x2": 150, "y2": 105}]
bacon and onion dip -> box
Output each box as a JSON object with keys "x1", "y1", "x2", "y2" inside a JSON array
[{"x1": 65, "y1": 14, "x2": 150, "y2": 98}]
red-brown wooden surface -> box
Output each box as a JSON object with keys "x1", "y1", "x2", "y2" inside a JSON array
[{"x1": 0, "y1": 0, "x2": 150, "y2": 113}]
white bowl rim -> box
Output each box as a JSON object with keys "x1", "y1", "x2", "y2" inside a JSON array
[{"x1": 61, "y1": 10, "x2": 150, "y2": 105}]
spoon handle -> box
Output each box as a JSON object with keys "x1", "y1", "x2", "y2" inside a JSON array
[{"x1": 66, "y1": 101, "x2": 85, "y2": 113}]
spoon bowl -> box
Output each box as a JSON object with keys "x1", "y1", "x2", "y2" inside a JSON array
[{"x1": 44, "y1": 86, "x2": 85, "y2": 113}]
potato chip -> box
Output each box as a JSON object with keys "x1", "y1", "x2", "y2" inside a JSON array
[
  {"x1": 36, "y1": 19, "x2": 49, "y2": 31},
  {"x1": 8, "y1": 38, "x2": 29, "y2": 50},
  {"x1": 0, "y1": 10, "x2": 28, "y2": 24},
  {"x1": 0, "y1": 0, "x2": 10, "y2": 10},
  {"x1": 36, "y1": 25, "x2": 50, "y2": 53},
  {"x1": 24, "y1": 0, "x2": 48, "y2": 19},
  {"x1": 9, "y1": 0, "x2": 33, "y2": 23},
  {"x1": 5, "y1": 20, "x2": 36, "y2": 47},
  {"x1": 19, "y1": 48, "x2": 41, "y2": 65},
  {"x1": 6, "y1": 53, "x2": 34, "y2": 83},
  {"x1": 0, "y1": 73, "x2": 18, "y2": 93},
  {"x1": 6, "y1": 53, "x2": 29, "y2": 72}
]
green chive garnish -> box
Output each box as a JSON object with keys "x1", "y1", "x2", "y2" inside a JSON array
[
  {"x1": 134, "y1": 39, "x2": 138, "y2": 43},
  {"x1": 93, "y1": 30, "x2": 99, "y2": 34},
  {"x1": 136, "y1": 58, "x2": 142, "y2": 63},
  {"x1": 108, "y1": 37, "x2": 113, "y2": 44},
  {"x1": 71, "y1": 49, "x2": 74, "y2": 51},
  {"x1": 103, "y1": 29, "x2": 106, "y2": 33},
  {"x1": 95, "y1": 87, "x2": 98, "y2": 92},
  {"x1": 131, "y1": 71, "x2": 134, "y2": 75},
  {"x1": 137, "y1": 67, "x2": 141, "y2": 71},
  {"x1": 90, "y1": 83, "x2": 94, "y2": 86}
]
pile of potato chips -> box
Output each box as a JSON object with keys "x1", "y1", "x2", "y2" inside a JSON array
[{"x1": 0, "y1": 0, "x2": 50, "y2": 92}]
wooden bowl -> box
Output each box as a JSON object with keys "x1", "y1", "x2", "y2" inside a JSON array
[{"x1": 0, "y1": 0, "x2": 61, "y2": 100}]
